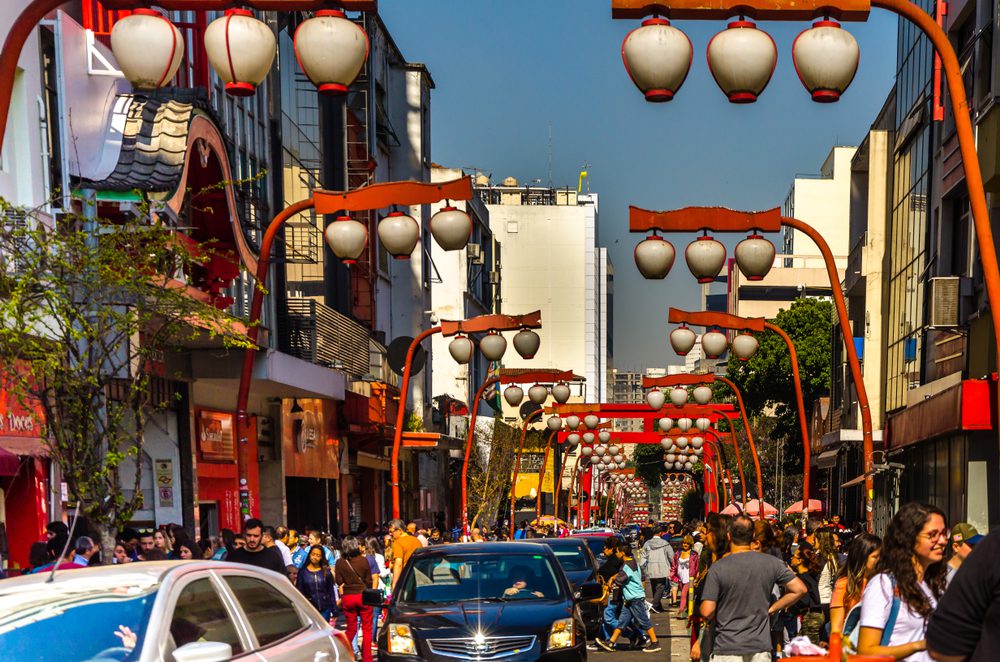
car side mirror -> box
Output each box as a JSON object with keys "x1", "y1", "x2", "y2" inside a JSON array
[
  {"x1": 172, "y1": 641, "x2": 233, "y2": 662},
  {"x1": 362, "y1": 588, "x2": 387, "y2": 608},
  {"x1": 576, "y1": 581, "x2": 603, "y2": 602}
]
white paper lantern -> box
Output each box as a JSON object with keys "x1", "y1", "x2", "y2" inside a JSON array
[
  {"x1": 567, "y1": 433, "x2": 581, "y2": 446},
  {"x1": 670, "y1": 325, "x2": 698, "y2": 356},
  {"x1": 685, "y1": 235, "x2": 727, "y2": 283},
  {"x1": 622, "y1": 17, "x2": 694, "y2": 102},
  {"x1": 582, "y1": 432, "x2": 595, "y2": 444},
  {"x1": 666, "y1": 453, "x2": 677, "y2": 463},
  {"x1": 448, "y1": 335, "x2": 473, "y2": 365},
  {"x1": 660, "y1": 437, "x2": 673, "y2": 449},
  {"x1": 551, "y1": 382, "x2": 572, "y2": 404},
  {"x1": 480, "y1": 333, "x2": 507, "y2": 361},
  {"x1": 293, "y1": 9, "x2": 369, "y2": 96},
  {"x1": 584, "y1": 414, "x2": 600, "y2": 430},
  {"x1": 670, "y1": 387, "x2": 689, "y2": 407},
  {"x1": 110, "y1": 10, "x2": 184, "y2": 90},
  {"x1": 634, "y1": 235, "x2": 676, "y2": 278},
  {"x1": 693, "y1": 385, "x2": 713, "y2": 405},
  {"x1": 659, "y1": 417, "x2": 674, "y2": 432},
  {"x1": 503, "y1": 386, "x2": 524, "y2": 407},
  {"x1": 429, "y1": 206, "x2": 473, "y2": 250},
  {"x1": 581, "y1": 446, "x2": 593, "y2": 457},
  {"x1": 695, "y1": 417, "x2": 711, "y2": 432},
  {"x1": 706, "y1": 20, "x2": 778, "y2": 103},
  {"x1": 205, "y1": 9, "x2": 277, "y2": 97},
  {"x1": 732, "y1": 333, "x2": 760, "y2": 361},
  {"x1": 735, "y1": 234, "x2": 776, "y2": 281},
  {"x1": 691, "y1": 436, "x2": 704, "y2": 449},
  {"x1": 676, "y1": 437, "x2": 689, "y2": 449},
  {"x1": 792, "y1": 20, "x2": 860, "y2": 103},
  {"x1": 325, "y1": 215, "x2": 367, "y2": 264},
  {"x1": 598, "y1": 430, "x2": 611, "y2": 443},
  {"x1": 609, "y1": 445, "x2": 620, "y2": 456},
  {"x1": 566, "y1": 415, "x2": 581, "y2": 431},
  {"x1": 528, "y1": 384, "x2": 549, "y2": 405},
  {"x1": 514, "y1": 329, "x2": 541, "y2": 360},
  {"x1": 546, "y1": 415, "x2": 563, "y2": 431},
  {"x1": 647, "y1": 388, "x2": 666, "y2": 410},
  {"x1": 677, "y1": 418, "x2": 693, "y2": 432},
  {"x1": 701, "y1": 330, "x2": 729, "y2": 359}
]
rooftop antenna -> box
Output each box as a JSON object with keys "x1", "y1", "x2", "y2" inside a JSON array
[{"x1": 547, "y1": 123, "x2": 553, "y2": 189}]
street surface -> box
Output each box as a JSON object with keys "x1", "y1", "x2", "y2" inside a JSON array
[{"x1": 607, "y1": 607, "x2": 690, "y2": 661}]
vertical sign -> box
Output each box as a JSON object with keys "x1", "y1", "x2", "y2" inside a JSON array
[{"x1": 155, "y1": 458, "x2": 174, "y2": 508}]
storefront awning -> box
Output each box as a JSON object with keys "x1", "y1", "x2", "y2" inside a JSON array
[
  {"x1": 841, "y1": 473, "x2": 868, "y2": 488},
  {"x1": 814, "y1": 449, "x2": 840, "y2": 469},
  {"x1": 0, "y1": 447, "x2": 18, "y2": 476},
  {"x1": 888, "y1": 378, "x2": 994, "y2": 449},
  {"x1": 0, "y1": 437, "x2": 49, "y2": 457}
]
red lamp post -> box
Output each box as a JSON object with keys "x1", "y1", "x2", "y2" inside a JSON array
[
  {"x1": 666, "y1": 308, "x2": 813, "y2": 516},
  {"x1": 392, "y1": 311, "x2": 542, "y2": 520},
  {"x1": 235, "y1": 178, "x2": 472, "y2": 521},
  {"x1": 615, "y1": 0, "x2": 1000, "y2": 533},
  {"x1": 460, "y1": 369, "x2": 574, "y2": 535}
]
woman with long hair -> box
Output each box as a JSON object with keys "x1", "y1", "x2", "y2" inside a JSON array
[
  {"x1": 153, "y1": 529, "x2": 172, "y2": 557},
  {"x1": 815, "y1": 528, "x2": 841, "y2": 636},
  {"x1": 789, "y1": 543, "x2": 825, "y2": 643},
  {"x1": 670, "y1": 535, "x2": 700, "y2": 620},
  {"x1": 365, "y1": 537, "x2": 390, "y2": 646},
  {"x1": 830, "y1": 532, "x2": 881, "y2": 635},
  {"x1": 296, "y1": 544, "x2": 338, "y2": 620},
  {"x1": 858, "y1": 502, "x2": 948, "y2": 660},
  {"x1": 335, "y1": 536, "x2": 378, "y2": 662},
  {"x1": 175, "y1": 540, "x2": 198, "y2": 560}
]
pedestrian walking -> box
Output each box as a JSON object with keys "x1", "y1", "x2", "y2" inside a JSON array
[
  {"x1": 596, "y1": 541, "x2": 662, "y2": 653},
  {"x1": 789, "y1": 543, "x2": 825, "y2": 643},
  {"x1": 335, "y1": 536, "x2": 376, "y2": 662},
  {"x1": 670, "y1": 535, "x2": 700, "y2": 620},
  {"x1": 690, "y1": 513, "x2": 732, "y2": 662},
  {"x1": 641, "y1": 525, "x2": 673, "y2": 613},
  {"x1": 857, "y1": 502, "x2": 948, "y2": 661},
  {"x1": 926, "y1": 528, "x2": 1000, "y2": 661},
  {"x1": 388, "y1": 519, "x2": 422, "y2": 590},
  {"x1": 296, "y1": 544, "x2": 338, "y2": 621},
  {"x1": 226, "y1": 519, "x2": 289, "y2": 577},
  {"x1": 698, "y1": 515, "x2": 807, "y2": 662}
]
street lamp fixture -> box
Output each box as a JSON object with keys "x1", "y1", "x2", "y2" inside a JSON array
[
  {"x1": 293, "y1": 10, "x2": 370, "y2": 96},
  {"x1": 584, "y1": 414, "x2": 600, "y2": 429},
  {"x1": 514, "y1": 329, "x2": 542, "y2": 360},
  {"x1": 204, "y1": 9, "x2": 277, "y2": 96},
  {"x1": 692, "y1": 385, "x2": 713, "y2": 405},
  {"x1": 658, "y1": 417, "x2": 674, "y2": 432},
  {"x1": 646, "y1": 388, "x2": 666, "y2": 410},
  {"x1": 448, "y1": 335, "x2": 474, "y2": 364},
  {"x1": 503, "y1": 386, "x2": 525, "y2": 407},
  {"x1": 376, "y1": 211, "x2": 420, "y2": 259},
  {"x1": 479, "y1": 332, "x2": 508, "y2": 361},
  {"x1": 706, "y1": 20, "x2": 778, "y2": 103},
  {"x1": 566, "y1": 415, "x2": 581, "y2": 430},
  {"x1": 527, "y1": 384, "x2": 549, "y2": 405},
  {"x1": 324, "y1": 215, "x2": 368, "y2": 263},
  {"x1": 669, "y1": 325, "x2": 697, "y2": 355},
  {"x1": 429, "y1": 206, "x2": 474, "y2": 250},
  {"x1": 701, "y1": 329, "x2": 729, "y2": 358},
  {"x1": 792, "y1": 20, "x2": 861, "y2": 102},
  {"x1": 669, "y1": 386, "x2": 688, "y2": 407},
  {"x1": 634, "y1": 234, "x2": 676, "y2": 279},
  {"x1": 732, "y1": 333, "x2": 760, "y2": 360},
  {"x1": 598, "y1": 430, "x2": 612, "y2": 443},
  {"x1": 621, "y1": 17, "x2": 694, "y2": 102},
  {"x1": 734, "y1": 234, "x2": 777, "y2": 280},
  {"x1": 551, "y1": 382, "x2": 572, "y2": 403},
  {"x1": 684, "y1": 234, "x2": 727, "y2": 282},
  {"x1": 546, "y1": 414, "x2": 563, "y2": 431}
]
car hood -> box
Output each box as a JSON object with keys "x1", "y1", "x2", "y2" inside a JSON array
[{"x1": 388, "y1": 599, "x2": 573, "y2": 635}]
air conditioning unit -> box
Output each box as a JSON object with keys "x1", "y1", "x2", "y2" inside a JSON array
[
  {"x1": 487, "y1": 270, "x2": 500, "y2": 284},
  {"x1": 466, "y1": 242, "x2": 483, "y2": 264},
  {"x1": 928, "y1": 276, "x2": 960, "y2": 328}
]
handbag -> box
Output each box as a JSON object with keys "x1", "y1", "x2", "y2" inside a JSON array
[{"x1": 843, "y1": 576, "x2": 900, "y2": 654}]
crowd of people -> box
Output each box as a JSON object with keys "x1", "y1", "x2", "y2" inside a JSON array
[
  {"x1": 10, "y1": 503, "x2": 998, "y2": 661},
  {"x1": 588, "y1": 503, "x2": 997, "y2": 661}
]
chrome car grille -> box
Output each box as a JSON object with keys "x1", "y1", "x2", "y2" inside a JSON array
[{"x1": 427, "y1": 635, "x2": 537, "y2": 659}]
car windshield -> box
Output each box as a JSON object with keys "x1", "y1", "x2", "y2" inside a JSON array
[
  {"x1": 549, "y1": 546, "x2": 591, "y2": 571},
  {"x1": 0, "y1": 583, "x2": 157, "y2": 661},
  {"x1": 397, "y1": 553, "x2": 563, "y2": 603},
  {"x1": 581, "y1": 537, "x2": 610, "y2": 560}
]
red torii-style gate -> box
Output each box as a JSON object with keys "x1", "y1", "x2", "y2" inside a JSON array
[{"x1": 544, "y1": 402, "x2": 740, "y2": 525}]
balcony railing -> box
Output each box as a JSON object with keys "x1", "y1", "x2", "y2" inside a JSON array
[{"x1": 277, "y1": 297, "x2": 372, "y2": 377}]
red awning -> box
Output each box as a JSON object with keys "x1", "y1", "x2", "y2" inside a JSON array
[
  {"x1": 0, "y1": 436, "x2": 50, "y2": 457},
  {"x1": 0, "y1": 447, "x2": 18, "y2": 476}
]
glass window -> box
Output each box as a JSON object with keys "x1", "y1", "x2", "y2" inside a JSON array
[
  {"x1": 170, "y1": 578, "x2": 244, "y2": 656},
  {"x1": 223, "y1": 576, "x2": 304, "y2": 647},
  {"x1": 398, "y1": 553, "x2": 564, "y2": 603}
]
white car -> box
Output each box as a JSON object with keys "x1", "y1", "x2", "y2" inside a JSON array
[{"x1": 0, "y1": 561, "x2": 352, "y2": 662}]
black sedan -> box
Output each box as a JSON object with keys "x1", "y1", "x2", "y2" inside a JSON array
[
  {"x1": 367, "y1": 542, "x2": 601, "y2": 661},
  {"x1": 515, "y1": 537, "x2": 604, "y2": 638}
]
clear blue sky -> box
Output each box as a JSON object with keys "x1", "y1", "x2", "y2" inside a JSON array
[{"x1": 378, "y1": 1, "x2": 898, "y2": 370}]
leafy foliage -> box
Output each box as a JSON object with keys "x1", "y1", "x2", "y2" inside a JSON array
[
  {"x1": 632, "y1": 443, "x2": 668, "y2": 488},
  {"x1": 0, "y1": 199, "x2": 248, "y2": 551},
  {"x1": 726, "y1": 297, "x2": 834, "y2": 451}
]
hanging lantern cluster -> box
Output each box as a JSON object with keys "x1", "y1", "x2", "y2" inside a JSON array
[
  {"x1": 112, "y1": 8, "x2": 369, "y2": 96},
  {"x1": 622, "y1": 15, "x2": 860, "y2": 104},
  {"x1": 447, "y1": 328, "x2": 542, "y2": 366},
  {"x1": 669, "y1": 326, "x2": 759, "y2": 362},
  {"x1": 662, "y1": 434, "x2": 703, "y2": 472}
]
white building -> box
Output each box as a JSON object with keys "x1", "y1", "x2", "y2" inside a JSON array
[{"x1": 480, "y1": 179, "x2": 611, "y2": 405}]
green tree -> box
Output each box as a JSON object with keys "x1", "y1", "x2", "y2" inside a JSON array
[
  {"x1": 632, "y1": 443, "x2": 667, "y2": 488},
  {"x1": 0, "y1": 200, "x2": 247, "y2": 555},
  {"x1": 726, "y1": 297, "x2": 833, "y2": 467}
]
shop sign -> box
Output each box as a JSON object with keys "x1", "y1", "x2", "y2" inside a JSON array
[
  {"x1": 281, "y1": 399, "x2": 339, "y2": 479},
  {"x1": 197, "y1": 410, "x2": 235, "y2": 462},
  {"x1": 155, "y1": 458, "x2": 174, "y2": 507}
]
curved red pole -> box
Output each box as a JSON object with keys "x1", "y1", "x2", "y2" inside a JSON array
[
  {"x1": 712, "y1": 414, "x2": 748, "y2": 508},
  {"x1": 703, "y1": 437, "x2": 732, "y2": 506},
  {"x1": 235, "y1": 197, "x2": 316, "y2": 521},
  {"x1": 765, "y1": 321, "x2": 811, "y2": 517},
  {"x1": 461, "y1": 375, "x2": 499, "y2": 535},
  {"x1": 509, "y1": 408, "x2": 543, "y2": 538},
  {"x1": 391, "y1": 326, "x2": 441, "y2": 519}
]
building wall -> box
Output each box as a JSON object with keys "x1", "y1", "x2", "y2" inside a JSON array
[
  {"x1": 486, "y1": 193, "x2": 605, "y2": 402},
  {"x1": 782, "y1": 146, "x2": 857, "y2": 269}
]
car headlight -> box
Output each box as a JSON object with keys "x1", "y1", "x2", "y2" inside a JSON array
[
  {"x1": 387, "y1": 623, "x2": 416, "y2": 655},
  {"x1": 548, "y1": 618, "x2": 575, "y2": 650}
]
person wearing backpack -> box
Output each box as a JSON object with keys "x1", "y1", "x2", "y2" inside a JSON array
[
  {"x1": 858, "y1": 502, "x2": 948, "y2": 661},
  {"x1": 596, "y1": 542, "x2": 662, "y2": 653},
  {"x1": 642, "y1": 525, "x2": 673, "y2": 613},
  {"x1": 831, "y1": 533, "x2": 881, "y2": 638}
]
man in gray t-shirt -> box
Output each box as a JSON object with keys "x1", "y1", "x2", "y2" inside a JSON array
[{"x1": 700, "y1": 516, "x2": 806, "y2": 661}]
